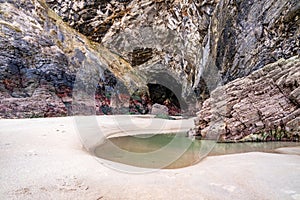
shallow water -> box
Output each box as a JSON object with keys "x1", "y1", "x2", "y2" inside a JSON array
[{"x1": 94, "y1": 134, "x2": 299, "y2": 169}]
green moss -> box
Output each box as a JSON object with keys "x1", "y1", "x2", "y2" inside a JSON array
[
  {"x1": 237, "y1": 127, "x2": 299, "y2": 142},
  {"x1": 154, "y1": 114, "x2": 175, "y2": 120},
  {"x1": 262, "y1": 132, "x2": 268, "y2": 141}
]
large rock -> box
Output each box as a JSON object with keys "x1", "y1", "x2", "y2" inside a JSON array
[
  {"x1": 192, "y1": 56, "x2": 300, "y2": 142},
  {"x1": 151, "y1": 103, "x2": 169, "y2": 116}
]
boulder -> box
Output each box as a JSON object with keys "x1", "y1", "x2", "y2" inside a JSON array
[{"x1": 151, "y1": 103, "x2": 169, "y2": 116}]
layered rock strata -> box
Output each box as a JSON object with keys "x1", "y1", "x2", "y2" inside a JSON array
[
  {"x1": 206, "y1": 0, "x2": 300, "y2": 84},
  {"x1": 0, "y1": 0, "x2": 299, "y2": 124},
  {"x1": 46, "y1": 0, "x2": 221, "y2": 103},
  {"x1": 46, "y1": 0, "x2": 299, "y2": 101},
  {"x1": 192, "y1": 56, "x2": 300, "y2": 142},
  {"x1": 0, "y1": 0, "x2": 146, "y2": 118}
]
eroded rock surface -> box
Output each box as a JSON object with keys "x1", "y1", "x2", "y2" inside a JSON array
[
  {"x1": 193, "y1": 56, "x2": 300, "y2": 142},
  {"x1": 0, "y1": 1, "x2": 74, "y2": 118},
  {"x1": 206, "y1": 0, "x2": 300, "y2": 84},
  {"x1": 46, "y1": 0, "x2": 221, "y2": 104},
  {"x1": 0, "y1": 0, "x2": 146, "y2": 118},
  {"x1": 0, "y1": 87, "x2": 67, "y2": 118},
  {"x1": 46, "y1": 0, "x2": 299, "y2": 101},
  {"x1": 0, "y1": 0, "x2": 299, "y2": 129}
]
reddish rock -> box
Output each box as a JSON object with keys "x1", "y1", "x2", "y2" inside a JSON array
[
  {"x1": 192, "y1": 56, "x2": 300, "y2": 142},
  {"x1": 0, "y1": 86, "x2": 67, "y2": 118}
]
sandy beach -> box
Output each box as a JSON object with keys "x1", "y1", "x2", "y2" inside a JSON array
[{"x1": 0, "y1": 116, "x2": 300, "y2": 200}]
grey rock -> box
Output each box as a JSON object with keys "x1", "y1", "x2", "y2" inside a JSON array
[
  {"x1": 46, "y1": 0, "x2": 299, "y2": 111},
  {"x1": 205, "y1": 0, "x2": 299, "y2": 84},
  {"x1": 151, "y1": 103, "x2": 169, "y2": 116}
]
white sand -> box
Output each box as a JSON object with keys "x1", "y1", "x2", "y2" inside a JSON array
[{"x1": 0, "y1": 116, "x2": 300, "y2": 200}]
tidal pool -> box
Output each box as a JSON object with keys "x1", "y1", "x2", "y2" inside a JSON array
[{"x1": 94, "y1": 134, "x2": 299, "y2": 169}]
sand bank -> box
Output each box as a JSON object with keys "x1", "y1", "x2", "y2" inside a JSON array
[{"x1": 0, "y1": 116, "x2": 299, "y2": 200}]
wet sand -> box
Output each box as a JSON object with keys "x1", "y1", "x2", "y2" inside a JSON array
[{"x1": 0, "y1": 116, "x2": 299, "y2": 200}]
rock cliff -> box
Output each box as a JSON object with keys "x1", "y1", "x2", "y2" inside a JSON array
[
  {"x1": 192, "y1": 56, "x2": 300, "y2": 142},
  {"x1": 206, "y1": 0, "x2": 299, "y2": 84},
  {"x1": 189, "y1": 0, "x2": 300, "y2": 141},
  {"x1": 45, "y1": 0, "x2": 221, "y2": 110},
  {"x1": 0, "y1": 0, "x2": 146, "y2": 118},
  {"x1": 45, "y1": 0, "x2": 299, "y2": 100}
]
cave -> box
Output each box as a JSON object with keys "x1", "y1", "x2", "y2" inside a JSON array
[{"x1": 147, "y1": 83, "x2": 181, "y2": 115}]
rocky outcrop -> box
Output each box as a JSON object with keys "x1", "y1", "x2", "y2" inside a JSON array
[
  {"x1": 46, "y1": 0, "x2": 299, "y2": 104},
  {"x1": 0, "y1": 0, "x2": 299, "y2": 124},
  {"x1": 0, "y1": 0, "x2": 147, "y2": 118},
  {"x1": 0, "y1": 1, "x2": 74, "y2": 118},
  {"x1": 0, "y1": 87, "x2": 67, "y2": 118},
  {"x1": 45, "y1": 0, "x2": 221, "y2": 106},
  {"x1": 205, "y1": 0, "x2": 300, "y2": 84},
  {"x1": 192, "y1": 56, "x2": 300, "y2": 142}
]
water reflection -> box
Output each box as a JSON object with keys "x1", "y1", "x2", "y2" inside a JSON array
[{"x1": 94, "y1": 134, "x2": 299, "y2": 169}]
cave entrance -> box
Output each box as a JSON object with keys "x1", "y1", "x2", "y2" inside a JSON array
[{"x1": 147, "y1": 83, "x2": 181, "y2": 115}]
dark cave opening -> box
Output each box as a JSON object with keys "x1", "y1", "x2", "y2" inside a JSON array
[
  {"x1": 92, "y1": 69, "x2": 185, "y2": 115},
  {"x1": 147, "y1": 83, "x2": 181, "y2": 115}
]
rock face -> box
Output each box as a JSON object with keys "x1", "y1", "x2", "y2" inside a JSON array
[
  {"x1": 46, "y1": 0, "x2": 299, "y2": 101},
  {"x1": 45, "y1": 0, "x2": 221, "y2": 106},
  {"x1": 205, "y1": 0, "x2": 300, "y2": 84},
  {"x1": 0, "y1": 87, "x2": 67, "y2": 118},
  {"x1": 0, "y1": 0, "x2": 299, "y2": 142},
  {"x1": 0, "y1": 1, "x2": 74, "y2": 118},
  {"x1": 192, "y1": 56, "x2": 300, "y2": 142},
  {"x1": 0, "y1": 0, "x2": 147, "y2": 118}
]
